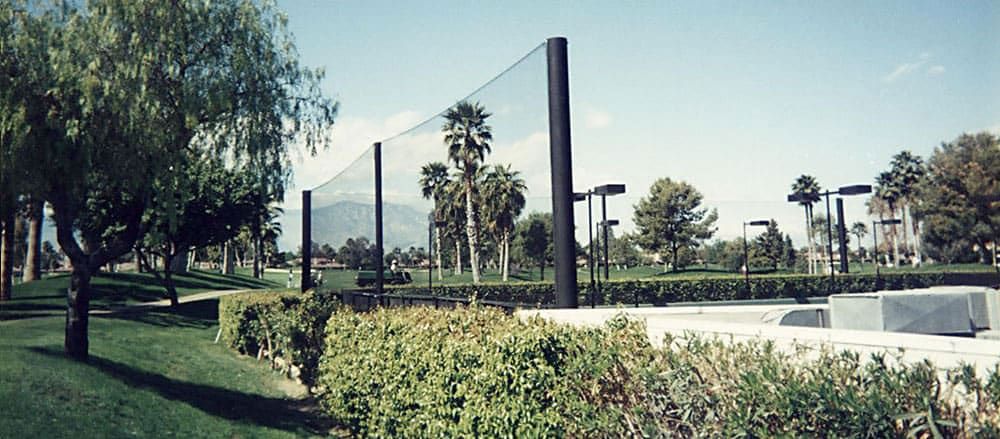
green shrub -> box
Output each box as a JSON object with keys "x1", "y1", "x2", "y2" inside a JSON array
[
  {"x1": 315, "y1": 306, "x2": 1000, "y2": 437},
  {"x1": 218, "y1": 290, "x2": 340, "y2": 385},
  {"x1": 386, "y1": 272, "x2": 947, "y2": 306}
]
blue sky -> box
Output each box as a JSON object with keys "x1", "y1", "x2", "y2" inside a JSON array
[{"x1": 278, "y1": 1, "x2": 1000, "y2": 250}]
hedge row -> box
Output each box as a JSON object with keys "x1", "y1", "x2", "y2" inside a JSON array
[
  {"x1": 218, "y1": 290, "x2": 340, "y2": 385},
  {"x1": 316, "y1": 306, "x2": 1000, "y2": 437},
  {"x1": 385, "y1": 272, "x2": 947, "y2": 305}
]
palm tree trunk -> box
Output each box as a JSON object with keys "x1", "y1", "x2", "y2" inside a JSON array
[
  {"x1": 464, "y1": 184, "x2": 481, "y2": 284},
  {"x1": 435, "y1": 227, "x2": 443, "y2": 280},
  {"x1": 803, "y1": 206, "x2": 813, "y2": 274},
  {"x1": 24, "y1": 199, "x2": 43, "y2": 282},
  {"x1": 455, "y1": 240, "x2": 462, "y2": 275},
  {"x1": 0, "y1": 210, "x2": 14, "y2": 301},
  {"x1": 909, "y1": 204, "x2": 922, "y2": 266},
  {"x1": 502, "y1": 230, "x2": 510, "y2": 282},
  {"x1": 806, "y1": 204, "x2": 816, "y2": 274},
  {"x1": 900, "y1": 201, "x2": 910, "y2": 259},
  {"x1": 890, "y1": 204, "x2": 901, "y2": 267}
]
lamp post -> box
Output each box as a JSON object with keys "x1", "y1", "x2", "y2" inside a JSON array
[
  {"x1": 573, "y1": 191, "x2": 596, "y2": 307},
  {"x1": 428, "y1": 215, "x2": 447, "y2": 294},
  {"x1": 788, "y1": 184, "x2": 871, "y2": 288},
  {"x1": 593, "y1": 184, "x2": 626, "y2": 281},
  {"x1": 599, "y1": 218, "x2": 620, "y2": 281},
  {"x1": 872, "y1": 218, "x2": 902, "y2": 287},
  {"x1": 743, "y1": 220, "x2": 770, "y2": 294}
]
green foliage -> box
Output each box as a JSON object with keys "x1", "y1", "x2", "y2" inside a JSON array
[
  {"x1": 751, "y1": 220, "x2": 785, "y2": 270},
  {"x1": 308, "y1": 306, "x2": 1000, "y2": 436},
  {"x1": 218, "y1": 290, "x2": 340, "y2": 385},
  {"x1": 633, "y1": 177, "x2": 718, "y2": 271},
  {"x1": 387, "y1": 272, "x2": 949, "y2": 306},
  {"x1": 512, "y1": 212, "x2": 553, "y2": 280}
]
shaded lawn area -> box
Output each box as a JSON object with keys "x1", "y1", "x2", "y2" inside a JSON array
[
  {"x1": 0, "y1": 270, "x2": 280, "y2": 321},
  {"x1": 0, "y1": 299, "x2": 336, "y2": 438}
]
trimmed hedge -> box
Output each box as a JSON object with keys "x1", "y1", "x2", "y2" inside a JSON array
[
  {"x1": 218, "y1": 290, "x2": 340, "y2": 385},
  {"x1": 385, "y1": 272, "x2": 947, "y2": 305},
  {"x1": 316, "y1": 306, "x2": 1000, "y2": 437}
]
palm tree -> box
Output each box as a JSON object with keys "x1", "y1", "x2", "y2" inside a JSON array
[
  {"x1": 419, "y1": 161, "x2": 450, "y2": 280},
  {"x1": 850, "y1": 221, "x2": 867, "y2": 270},
  {"x1": 889, "y1": 151, "x2": 926, "y2": 266},
  {"x1": 875, "y1": 171, "x2": 902, "y2": 266},
  {"x1": 482, "y1": 164, "x2": 527, "y2": 281},
  {"x1": 791, "y1": 175, "x2": 821, "y2": 274},
  {"x1": 442, "y1": 101, "x2": 493, "y2": 284},
  {"x1": 440, "y1": 179, "x2": 468, "y2": 275}
]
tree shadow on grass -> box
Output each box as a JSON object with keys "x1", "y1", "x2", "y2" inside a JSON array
[
  {"x1": 31, "y1": 347, "x2": 336, "y2": 436},
  {"x1": 98, "y1": 299, "x2": 220, "y2": 329}
]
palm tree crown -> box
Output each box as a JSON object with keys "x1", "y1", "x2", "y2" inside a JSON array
[{"x1": 443, "y1": 101, "x2": 493, "y2": 173}]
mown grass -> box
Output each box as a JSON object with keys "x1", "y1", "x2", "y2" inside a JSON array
[
  {"x1": 0, "y1": 270, "x2": 280, "y2": 321},
  {"x1": 0, "y1": 299, "x2": 336, "y2": 438}
]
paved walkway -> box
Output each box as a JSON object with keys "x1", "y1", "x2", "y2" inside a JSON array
[{"x1": 94, "y1": 289, "x2": 256, "y2": 315}]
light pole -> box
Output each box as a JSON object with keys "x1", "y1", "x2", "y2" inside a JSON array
[
  {"x1": 573, "y1": 192, "x2": 596, "y2": 307},
  {"x1": 788, "y1": 184, "x2": 871, "y2": 288},
  {"x1": 593, "y1": 184, "x2": 626, "y2": 281},
  {"x1": 872, "y1": 218, "x2": 901, "y2": 287},
  {"x1": 599, "y1": 219, "x2": 620, "y2": 282},
  {"x1": 427, "y1": 214, "x2": 446, "y2": 294},
  {"x1": 743, "y1": 220, "x2": 770, "y2": 294}
]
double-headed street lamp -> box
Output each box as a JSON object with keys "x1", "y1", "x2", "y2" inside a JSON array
[
  {"x1": 593, "y1": 184, "x2": 626, "y2": 281},
  {"x1": 872, "y1": 218, "x2": 902, "y2": 285},
  {"x1": 743, "y1": 220, "x2": 770, "y2": 293},
  {"x1": 788, "y1": 184, "x2": 871, "y2": 286},
  {"x1": 574, "y1": 183, "x2": 626, "y2": 308}
]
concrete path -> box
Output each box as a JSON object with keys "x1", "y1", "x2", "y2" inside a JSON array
[{"x1": 93, "y1": 289, "x2": 257, "y2": 315}]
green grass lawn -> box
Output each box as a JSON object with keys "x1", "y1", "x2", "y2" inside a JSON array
[
  {"x1": 314, "y1": 262, "x2": 997, "y2": 291},
  {"x1": 0, "y1": 299, "x2": 336, "y2": 438},
  {"x1": 1, "y1": 269, "x2": 280, "y2": 321}
]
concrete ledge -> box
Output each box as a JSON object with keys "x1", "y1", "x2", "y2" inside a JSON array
[{"x1": 519, "y1": 307, "x2": 1000, "y2": 374}]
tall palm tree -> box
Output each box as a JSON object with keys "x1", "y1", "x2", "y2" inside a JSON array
[
  {"x1": 442, "y1": 101, "x2": 493, "y2": 284},
  {"x1": 440, "y1": 179, "x2": 467, "y2": 275},
  {"x1": 482, "y1": 164, "x2": 527, "y2": 281},
  {"x1": 850, "y1": 221, "x2": 868, "y2": 269},
  {"x1": 889, "y1": 151, "x2": 926, "y2": 266},
  {"x1": 874, "y1": 171, "x2": 902, "y2": 266},
  {"x1": 791, "y1": 175, "x2": 821, "y2": 274},
  {"x1": 419, "y1": 161, "x2": 450, "y2": 280}
]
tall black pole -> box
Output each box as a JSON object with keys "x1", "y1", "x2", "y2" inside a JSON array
[
  {"x1": 824, "y1": 192, "x2": 835, "y2": 286},
  {"x1": 873, "y1": 221, "x2": 880, "y2": 281},
  {"x1": 547, "y1": 36, "x2": 577, "y2": 308},
  {"x1": 587, "y1": 193, "x2": 595, "y2": 307},
  {"x1": 743, "y1": 222, "x2": 750, "y2": 293},
  {"x1": 836, "y1": 198, "x2": 849, "y2": 274},
  {"x1": 428, "y1": 216, "x2": 433, "y2": 293},
  {"x1": 301, "y1": 190, "x2": 312, "y2": 292},
  {"x1": 374, "y1": 142, "x2": 384, "y2": 296},
  {"x1": 601, "y1": 194, "x2": 609, "y2": 281}
]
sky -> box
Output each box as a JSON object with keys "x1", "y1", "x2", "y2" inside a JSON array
[{"x1": 275, "y1": 0, "x2": 1000, "y2": 251}]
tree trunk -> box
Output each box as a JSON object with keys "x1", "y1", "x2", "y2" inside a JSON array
[
  {"x1": 252, "y1": 237, "x2": 261, "y2": 279},
  {"x1": 805, "y1": 205, "x2": 815, "y2": 275},
  {"x1": 502, "y1": 231, "x2": 510, "y2": 282},
  {"x1": 0, "y1": 210, "x2": 14, "y2": 301},
  {"x1": 223, "y1": 241, "x2": 235, "y2": 274},
  {"x1": 909, "y1": 205, "x2": 922, "y2": 266},
  {"x1": 890, "y1": 204, "x2": 901, "y2": 267},
  {"x1": 455, "y1": 241, "x2": 462, "y2": 275},
  {"x1": 464, "y1": 183, "x2": 481, "y2": 284},
  {"x1": 435, "y1": 227, "x2": 443, "y2": 280},
  {"x1": 900, "y1": 202, "x2": 910, "y2": 258},
  {"x1": 163, "y1": 262, "x2": 179, "y2": 308},
  {"x1": 65, "y1": 264, "x2": 92, "y2": 361},
  {"x1": 170, "y1": 248, "x2": 188, "y2": 274},
  {"x1": 23, "y1": 199, "x2": 43, "y2": 282},
  {"x1": 539, "y1": 262, "x2": 544, "y2": 281}
]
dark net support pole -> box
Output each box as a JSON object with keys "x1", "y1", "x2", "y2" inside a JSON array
[
  {"x1": 836, "y1": 198, "x2": 849, "y2": 274},
  {"x1": 547, "y1": 37, "x2": 578, "y2": 308},
  {"x1": 301, "y1": 190, "x2": 312, "y2": 292},
  {"x1": 301, "y1": 191, "x2": 312, "y2": 292},
  {"x1": 374, "y1": 142, "x2": 384, "y2": 296}
]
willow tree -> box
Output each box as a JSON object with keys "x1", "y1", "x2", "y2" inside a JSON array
[{"x1": 9, "y1": 0, "x2": 336, "y2": 360}]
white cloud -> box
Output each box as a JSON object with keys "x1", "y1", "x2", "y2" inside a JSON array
[
  {"x1": 882, "y1": 52, "x2": 931, "y2": 83},
  {"x1": 927, "y1": 65, "x2": 946, "y2": 76},
  {"x1": 583, "y1": 108, "x2": 612, "y2": 129}
]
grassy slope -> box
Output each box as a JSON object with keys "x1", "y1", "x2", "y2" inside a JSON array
[
  {"x1": 1, "y1": 270, "x2": 280, "y2": 320},
  {"x1": 0, "y1": 299, "x2": 333, "y2": 438}
]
